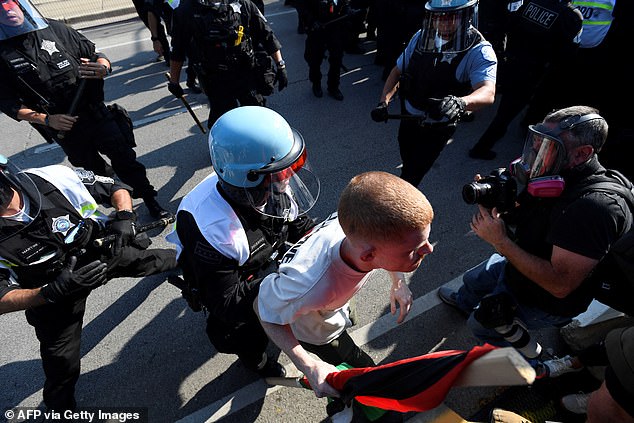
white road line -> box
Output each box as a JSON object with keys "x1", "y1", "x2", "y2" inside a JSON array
[{"x1": 176, "y1": 276, "x2": 465, "y2": 422}]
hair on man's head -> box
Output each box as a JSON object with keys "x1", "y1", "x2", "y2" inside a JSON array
[
  {"x1": 337, "y1": 171, "x2": 434, "y2": 242},
  {"x1": 544, "y1": 105, "x2": 608, "y2": 152}
]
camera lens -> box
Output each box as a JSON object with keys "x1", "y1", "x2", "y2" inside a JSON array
[{"x1": 462, "y1": 181, "x2": 492, "y2": 205}]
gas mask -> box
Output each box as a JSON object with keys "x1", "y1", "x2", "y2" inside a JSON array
[{"x1": 510, "y1": 114, "x2": 604, "y2": 198}]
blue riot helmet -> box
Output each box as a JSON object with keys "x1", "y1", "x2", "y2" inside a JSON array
[
  {"x1": 209, "y1": 106, "x2": 320, "y2": 220},
  {"x1": 0, "y1": 0, "x2": 48, "y2": 41},
  {"x1": 419, "y1": 0, "x2": 479, "y2": 53},
  {"x1": 0, "y1": 154, "x2": 42, "y2": 241}
]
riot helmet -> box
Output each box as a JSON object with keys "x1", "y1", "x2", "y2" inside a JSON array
[
  {"x1": 209, "y1": 106, "x2": 320, "y2": 220},
  {"x1": 0, "y1": 154, "x2": 42, "y2": 241},
  {"x1": 0, "y1": 0, "x2": 48, "y2": 41},
  {"x1": 418, "y1": 0, "x2": 479, "y2": 53}
]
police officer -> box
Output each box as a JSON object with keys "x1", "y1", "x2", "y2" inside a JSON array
[
  {"x1": 0, "y1": 156, "x2": 177, "y2": 412},
  {"x1": 167, "y1": 0, "x2": 288, "y2": 128},
  {"x1": 371, "y1": 0, "x2": 497, "y2": 187},
  {"x1": 468, "y1": 0, "x2": 582, "y2": 160},
  {"x1": 0, "y1": 0, "x2": 170, "y2": 218},
  {"x1": 299, "y1": 0, "x2": 351, "y2": 100},
  {"x1": 167, "y1": 106, "x2": 319, "y2": 378}
]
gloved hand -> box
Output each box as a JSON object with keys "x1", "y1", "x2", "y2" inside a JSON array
[
  {"x1": 437, "y1": 95, "x2": 466, "y2": 122},
  {"x1": 370, "y1": 101, "x2": 388, "y2": 123},
  {"x1": 167, "y1": 81, "x2": 184, "y2": 98},
  {"x1": 109, "y1": 211, "x2": 137, "y2": 256},
  {"x1": 310, "y1": 21, "x2": 325, "y2": 32},
  {"x1": 276, "y1": 66, "x2": 288, "y2": 92},
  {"x1": 40, "y1": 256, "x2": 107, "y2": 303}
]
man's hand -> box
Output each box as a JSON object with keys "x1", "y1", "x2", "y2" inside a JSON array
[
  {"x1": 276, "y1": 66, "x2": 288, "y2": 91},
  {"x1": 40, "y1": 256, "x2": 107, "y2": 303},
  {"x1": 437, "y1": 95, "x2": 466, "y2": 122},
  {"x1": 46, "y1": 114, "x2": 78, "y2": 131},
  {"x1": 303, "y1": 360, "x2": 341, "y2": 398},
  {"x1": 167, "y1": 81, "x2": 184, "y2": 98},
  {"x1": 108, "y1": 211, "x2": 137, "y2": 256},
  {"x1": 371, "y1": 101, "x2": 388, "y2": 123},
  {"x1": 79, "y1": 57, "x2": 108, "y2": 79},
  {"x1": 471, "y1": 205, "x2": 508, "y2": 249},
  {"x1": 389, "y1": 271, "x2": 413, "y2": 323}
]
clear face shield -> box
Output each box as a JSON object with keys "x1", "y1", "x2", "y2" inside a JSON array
[
  {"x1": 244, "y1": 147, "x2": 320, "y2": 220},
  {"x1": 419, "y1": 2, "x2": 478, "y2": 53},
  {"x1": 0, "y1": 156, "x2": 42, "y2": 242},
  {"x1": 511, "y1": 126, "x2": 568, "y2": 186},
  {"x1": 0, "y1": 0, "x2": 48, "y2": 41}
]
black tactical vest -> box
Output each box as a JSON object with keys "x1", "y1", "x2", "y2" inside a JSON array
[
  {"x1": 0, "y1": 175, "x2": 95, "y2": 288},
  {"x1": 191, "y1": 1, "x2": 255, "y2": 72},
  {"x1": 0, "y1": 26, "x2": 82, "y2": 113},
  {"x1": 401, "y1": 31, "x2": 481, "y2": 112}
]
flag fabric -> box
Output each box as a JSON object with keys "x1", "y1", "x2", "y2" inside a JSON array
[{"x1": 324, "y1": 344, "x2": 497, "y2": 412}]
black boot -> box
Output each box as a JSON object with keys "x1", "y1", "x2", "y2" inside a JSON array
[
  {"x1": 144, "y1": 196, "x2": 172, "y2": 219},
  {"x1": 312, "y1": 82, "x2": 323, "y2": 98}
]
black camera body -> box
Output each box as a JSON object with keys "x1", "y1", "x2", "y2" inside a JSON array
[{"x1": 462, "y1": 168, "x2": 517, "y2": 212}]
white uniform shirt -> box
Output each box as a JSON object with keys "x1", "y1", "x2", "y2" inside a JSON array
[{"x1": 258, "y1": 213, "x2": 372, "y2": 345}]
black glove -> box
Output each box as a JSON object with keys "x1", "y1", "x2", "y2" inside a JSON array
[
  {"x1": 371, "y1": 101, "x2": 388, "y2": 123},
  {"x1": 309, "y1": 21, "x2": 324, "y2": 32},
  {"x1": 276, "y1": 66, "x2": 288, "y2": 92},
  {"x1": 109, "y1": 210, "x2": 137, "y2": 256},
  {"x1": 167, "y1": 81, "x2": 184, "y2": 98},
  {"x1": 437, "y1": 95, "x2": 466, "y2": 122},
  {"x1": 40, "y1": 256, "x2": 107, "y2": 303}
]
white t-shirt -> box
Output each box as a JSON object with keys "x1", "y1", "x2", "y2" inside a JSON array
[{"x1": 257, "y1": 212, "x2": 372, "y2": 345}]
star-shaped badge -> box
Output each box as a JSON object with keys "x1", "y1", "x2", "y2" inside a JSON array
[{"x1": 40, "y1": 39, "x2": 59, "y2": 56}]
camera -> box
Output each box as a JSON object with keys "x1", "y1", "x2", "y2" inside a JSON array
[{"x1": 462, "y1": 168, "x2": 517, "y2": 212}]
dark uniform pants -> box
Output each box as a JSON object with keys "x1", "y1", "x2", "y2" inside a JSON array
[
  {"x1": 198, "y1": 71, "x2": 265, "y2": 128},
  {"x1": 57, "y1": 103, "x2": 157, "y2": 199},
  {"x1": 300, "y1": 330, "x2": 375, "y2": 368},
  {"x1": 304, "y1": 27, "x2": 345, "y2": 90},
  {"x1": 397, "y1": 118, "x2": 457, "y2": 187},
  {"x1": 24, "y1": 246, "x2": 176, "y2": 411}
]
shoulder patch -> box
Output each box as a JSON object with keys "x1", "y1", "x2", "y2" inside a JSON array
[{"x1": 74, "y1": 168, "x2": 114, "y2": 185}]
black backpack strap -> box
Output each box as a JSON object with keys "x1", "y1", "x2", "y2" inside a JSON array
[{"x1": 563, "y1": 170, "x2": 634, "y2": 213}]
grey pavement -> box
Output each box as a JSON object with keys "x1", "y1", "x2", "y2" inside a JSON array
[{"x1": 1, "y1": 3, "x2": 621, "y2": 423}]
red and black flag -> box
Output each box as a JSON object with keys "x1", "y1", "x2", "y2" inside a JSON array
[{"x1": 324, "y1": 344, "x2": 497, "y2": 412}]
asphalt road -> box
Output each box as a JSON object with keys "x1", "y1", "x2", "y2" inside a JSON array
[{"x1": 0, "y1": 2, "x2": 561, "y2": 422}]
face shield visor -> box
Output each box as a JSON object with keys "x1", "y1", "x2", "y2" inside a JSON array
[
  {"x1": 511, "y1": 125, "x2": 567, "y2": 186},
  {"x1": 419, "y1": 0, "x2": 478, "y2": 53},
  {"x1": 243, "y1": 134, "x2": 320, "y2": 220},
  {"x1": 0, "y1": 0, "x2": 48, "y2": 41},
  {"x1": 0, "y1": 155, "x2": 41, "y2": 242}
]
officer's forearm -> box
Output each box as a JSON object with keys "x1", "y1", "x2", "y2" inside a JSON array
[
  {"x1": 110, "y1": 188, "x2": 134, "y2": 212},
  {"x1": 0, "y1": 288, "x2": 47, "y2": 314},
  {"x1": 17, "y1": 107, "x2": 48, "y2": 126},
  {"x1": 169, "y1": 60, "x2": 184, "y2": 83},
  {"x1": 380, "y1": 67, "x2": 400, "y2": 104}
]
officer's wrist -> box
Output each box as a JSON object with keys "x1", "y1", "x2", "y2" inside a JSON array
[
  {"x1": 115, "y1": 209, "x2": 136, "y2": 221},
  {"x1": 43, "y1": 113, "x2": 49, "y2": 126},
  {"x1": 276, "y1": 59, "x2": 286, "y2": 69}
]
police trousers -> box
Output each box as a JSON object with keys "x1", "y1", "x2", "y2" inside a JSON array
[
  {"x1": 198, "y1": 70, "x2": 265, "y2": 128},
  {"x1": 397, "y1": 118, "x2": 456, "y2": 187},
  {"x1": 304, "y1": 26, "x2": 345, "y2": 90},
  {"x1": 56, "y1": 103, "x2": 157, "y2": 199},
  {"x1": 24, "y1": 246, "x2": 176, "y2": 411}
]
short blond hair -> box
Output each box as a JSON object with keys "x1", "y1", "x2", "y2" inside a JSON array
[{"x1": 337, "y1": 171, "x2": 434, "y2": 242}]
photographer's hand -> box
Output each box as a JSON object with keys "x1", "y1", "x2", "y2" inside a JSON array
[{"x1": 470, "y1": 205, "x2": 508, "y2": 249}]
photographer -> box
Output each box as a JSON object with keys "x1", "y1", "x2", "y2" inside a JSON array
[
  {"x1": 438, "y1": 105, "x2": 633, "y2": 362},
  {"x1": 0, "y1": 157, "x2": 177, "y2": 412}
]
